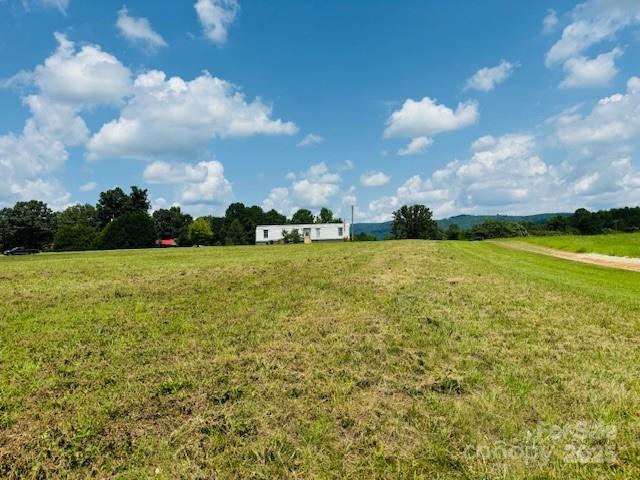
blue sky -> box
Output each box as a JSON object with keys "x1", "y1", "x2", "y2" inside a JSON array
[{"x1": 1, "y1": 0, "x2": 640, "y2": 221}]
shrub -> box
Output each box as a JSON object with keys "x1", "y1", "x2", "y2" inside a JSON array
[
  {"x1": 353, "y1": 232, "x2": 376, "y2": 241},
  {"x1": 282, "y1": 229, "x2": 302, "y2": 244},
  {"x1": 97, "y1": 212, "x2": 156, "y2": 250}
]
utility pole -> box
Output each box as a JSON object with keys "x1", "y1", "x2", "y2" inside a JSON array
[{"x1": 351, "y1": 205, "x2": 354, "y2": 241}]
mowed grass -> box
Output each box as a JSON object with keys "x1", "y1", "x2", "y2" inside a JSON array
[
  {"x1": 518, "y1": 232, "x2": 640, "y2": 258},
  {"x1": 1, "y1": 241, "x2": 639, "y2": 479}
]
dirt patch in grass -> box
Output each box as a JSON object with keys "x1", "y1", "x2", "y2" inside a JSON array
[{"x1": 497, "y1": 240, "x2": 640, "y2": 272}]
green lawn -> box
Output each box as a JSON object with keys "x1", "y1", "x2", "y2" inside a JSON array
[
  {"x1": 518, "y1": 232, "x2": 640, "y2": 258},
  {"x1": 1, "y1": 241, "x2": 639, "y2": 479}
]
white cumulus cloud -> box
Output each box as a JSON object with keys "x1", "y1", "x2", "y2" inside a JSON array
[
  {"x1": 79, "y1": 181, "x2": 97, "y2": 192},
  {"x1": 297, "y1": 133, "x2": 324, "y2": 147},
  {"x1": 342, "y1": 186, "x2": 357, "y2": 206},
  {"x1": 292, "y1": 180, "x2": 339, "y2": 206},
  {"x1": 87, "y1": 69, "x2": 297, "y2": 160},
  {"x1": 35, "y1": 32, "x2": 132, "y2": 107},
  {"x1": 262, "y1": 186, "x2": 292, "y2": 214},
  {"x1": 545, "y1": 0, "x2": 639, "y2": 88},
  {"x1": 542, "y1": 8, "x2": 559, "y2": 35},
  {"x1": 143, "y1": 159, "x2": 232, "y2": 205},
  {"x1": 116, "y1": 7, "x2": 168, "y2": 51},
  {"x1": 398, "y1": 136, "x2": 433, "y2": 156},
  {"x1": 368, "y1": 134, "x2": 555, "y2": 220},
  {"x1": 0, "y1": 33, "x2": 131, "y2": 207},
  {"x1": 559, "y1": 48, "x2": 622, "y2": 88},
  {"x1": 553, "y1": 76, "x2": 640, "y2": 146},
  {"x1": 360, "y1": 171, "x2": 391, "y2": 187},
  {"x1": 195, "y1": 0, "x2": 239, "y2": 45},
  {"x1": 545, "y1": 0, "x2": 640, "y2": 67},
  {"x1": 465, "y1": 60, "x2": 516, "y2": 92},
  {"x1": 263, "y1": 162, "x2": 342, "y2": 210},
  {"x1": 384, "y1": 97, "x2": 478, "y2": 139}
]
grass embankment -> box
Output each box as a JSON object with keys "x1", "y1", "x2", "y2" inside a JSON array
[
  {"x1": 519, "y1": 232, "x2": 640, "y2": 258},
  {"x1": 1, "y1": 242, "x2": 639, "y2": 478}
]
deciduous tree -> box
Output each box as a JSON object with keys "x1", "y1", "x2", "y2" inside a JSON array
[
  {"x1": 188, "y1": 217, "x2": 214, "y2": 245},
  {"x1": 7, "y1": 201, "x2": 56, "y2": 249},
  {"x1": 54, "y1": 224, "x2": 98, "y2": 251},
  {"x1": 153, "y1": 207, "x2": 192, "y2": 240},
  {"x1": 97, "y1": 212, "x2": 156, "y2": 249},
  {"x1": 291, "y1": 208, "x2": 314, "y2": 224},
  {"x1": 391, "y1": 204, "x2": 438, "y2": 240},
  {"x1": 316, "y1": 207, "x2": 341, "y2": 223},
  {"x1": 224, "y1": 218, "x2": 248, "y2": 245}
]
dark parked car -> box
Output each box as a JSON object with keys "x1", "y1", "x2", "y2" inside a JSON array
[{"x1": 3, "y1": 247, "x2": 40, "y2": 256}]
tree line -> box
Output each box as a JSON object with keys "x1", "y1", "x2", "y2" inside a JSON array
[
  {"x1": 2, "y1": 189, "x2": 639, "y2": 251},
  {"x1": 0, "y1": 186, "x2": 343, "y2": 251},
  {"x1": 385, "y1": 204, "x2": 640, "y2": 241}
]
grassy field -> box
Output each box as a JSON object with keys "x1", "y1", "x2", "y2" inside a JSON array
[
  {"x1": 1, "y1": 241, "x2": 639, "y2": 479},
  {"x1": 518, "y1": 232, "x2": 640, "y2": 258}
]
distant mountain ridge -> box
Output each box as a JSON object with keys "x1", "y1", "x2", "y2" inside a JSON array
[{"x1": 353, "y1": 213, "x2": 570, "y2": 239}]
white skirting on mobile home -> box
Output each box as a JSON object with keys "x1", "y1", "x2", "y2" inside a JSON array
[{"x1": 255, "y1": 223, "x2": 350, "y2": 243}]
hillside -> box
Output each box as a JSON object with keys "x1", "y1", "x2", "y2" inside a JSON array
[
  {"x1": 436, "y1": 213, "x2": 570, "y2": 229},
  {"x1": 352, "y1": 221, "x2": 393, "y2": 239},
  {"x1": 354, "y1": 213, "x2": 569, "y2": 239}
]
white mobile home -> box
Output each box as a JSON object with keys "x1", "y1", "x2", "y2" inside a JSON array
[{"x1": 255, "y1": 223, "x2": 350, "y2": 243}]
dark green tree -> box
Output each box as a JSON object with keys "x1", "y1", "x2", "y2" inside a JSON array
[
  {"x1": 263, "y1": 209, "x2": 286, "y2": 225},
  {"x1": 224, "y1": 203, "x2": 252, "y2": 242},
  {"x1": 57, "y1": 204, "x2": 98, "y2": 228},
  {"x1": 0, "y1": 208, "x2": 16, "y2": 251},
  {"x1": 223, "y1": 203, "x2": 270, "y2": 243},
  {"x1": 127, "y1": 186, "x2": 151, "y2": 213},
  {"x1": 445, "y1": 223, "x2": 461, "y2": 240},
  {"x1": 224, "y1": 218, "x2": 248, "y2": 245},
  {"x1": 225, "y1": 202, "x2": 248, "y2": 222},
  {"x1": 201, "y1": 216, "x2": 225, "y2": 245},
  {"x1": 177, "y1": 224, "x2": 192, "y2": 247},
  {"x1": 390, "y1": 204, "x2": 439, "y2": 240},
  {"x1": 96, "y1": 187, "x2": 129, "y2": 228},
  {"x1": 7, "y1": 201, "x2": 56, "y2": 249},
  {"x1": 291, "y1": 208, "x2": 314, "y2": 224},
  {"x1": 96, "y1": 186, "x2": 150, "y2": 228},
  {"x1": 246, "y1": 205, "x2": 265, "y2": 225},
  {"x1": 464, "y1": 220, "x2": 528, "y2": 240},
  {"x1": 97, "y1": 211, "x2": 156, "y2": 249},
  {"x1": 54, "y1": 224, "x2": 98, "y2": 251},
  {"x1": 316, "y1": 207, "x2": 341, "y2": 223},
  {"x1": 571, "y1": 208, "x2": 602, "y2": 235},
  {"x1": 153, "y1": 207, "x2": 192, "y2": 239}
]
